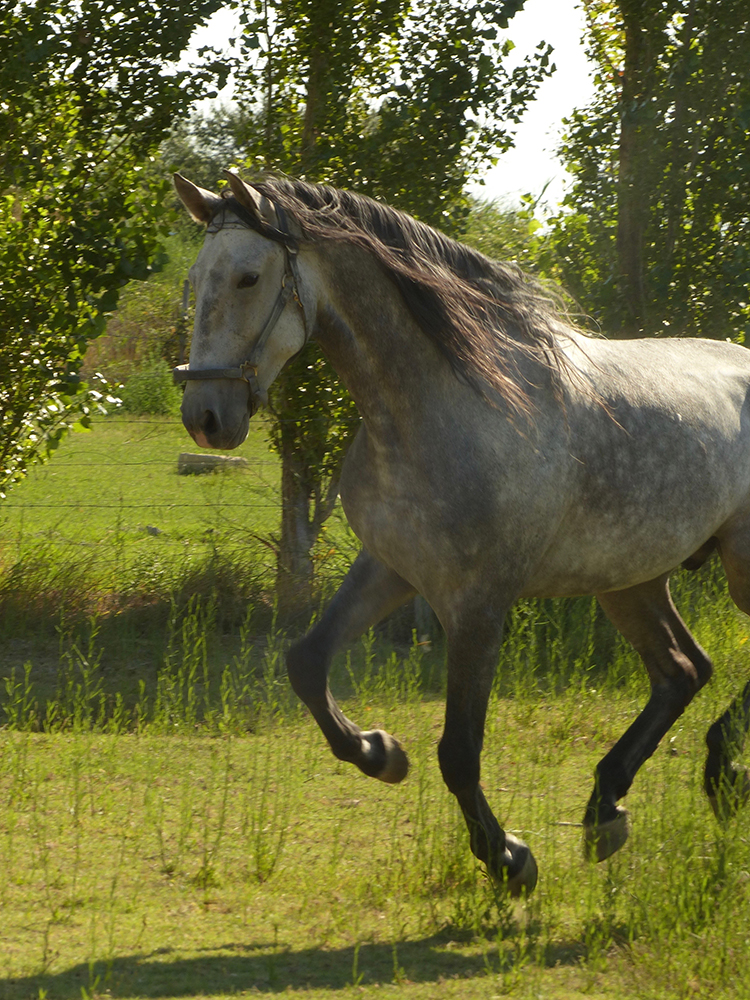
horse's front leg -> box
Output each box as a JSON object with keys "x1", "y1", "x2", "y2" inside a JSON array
[
  {"x1": 286, "y1": 549, "x2": 415, "y2": 782},
  {"x1": 438, "y1": 609, "x2": 538, "y2": 897}
]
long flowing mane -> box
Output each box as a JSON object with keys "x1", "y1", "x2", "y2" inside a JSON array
[{"x1": 214, "y1": 177, "x2": 580, "y2": 414}]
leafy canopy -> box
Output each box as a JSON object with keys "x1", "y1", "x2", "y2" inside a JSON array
[
  {"x1": 546, "y1": 0, "x2": 750, "y2": 338},
  {"x1": 234, "y1": 0, "x2": 552, "y2": 227},
  {"x1": 0, "y1": 0, "x2": 228, "y2": 496}
]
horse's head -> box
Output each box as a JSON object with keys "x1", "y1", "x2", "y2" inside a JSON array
[{"x1": 173, "y1": 171, "x2": 310, "y2": 449}]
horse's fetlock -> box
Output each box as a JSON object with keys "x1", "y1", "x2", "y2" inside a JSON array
[
  {"x1": 591, "y1": 757, "x2": 630, "y2": 810},
  {"x1": 331, "y1": 740, "x2": 357, "y2": 764}
]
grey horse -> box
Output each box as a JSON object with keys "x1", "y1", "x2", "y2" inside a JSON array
[{"x1": 173, "y1": 170, "x2": 750, "y2": 896}]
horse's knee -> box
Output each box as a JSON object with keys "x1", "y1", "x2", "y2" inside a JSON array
[
  {"x1": 675, "y1": 649, "x2": 713, "y2": 704},
  {"x1": 437, "y1": 734, "x2": 480, "y2": 796},
  {"x1": 286, "y1": 633, "x2": 327, "y2": 704}
]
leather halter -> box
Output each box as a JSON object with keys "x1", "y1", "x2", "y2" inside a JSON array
[{"x1": 172, "y1": 199, "x2": 308, "y2": 411}]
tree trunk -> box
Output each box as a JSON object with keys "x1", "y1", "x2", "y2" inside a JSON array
[
  {"x1": 663, "y1": 1, "x2": 695, "y2": 267},
  {"x1": 616, "y1": 8, "x2": 651, "y2": 335},
  {"x1": 276, "y1": 428, "x2": 318, "y2": 619},
  {"x1": 275, "y1": 430, "x2": 344, "y2": 619},
  {"x1": 273, "y1": 366, "x2": 348, "y2": 620},
  {"x1": 300, "y1": 47, "x2": 329, "y2": 171}
]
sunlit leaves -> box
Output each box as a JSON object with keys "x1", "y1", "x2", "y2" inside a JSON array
[
  {"x1": 548, "y1": 0, "x2": 750, "y2": 339},
  {"x1": 233, "y1": 0, "x2": 554, "y2": 230},
  {"x1": 0, "y1": 0, "x2": 228, "y2": 496}
]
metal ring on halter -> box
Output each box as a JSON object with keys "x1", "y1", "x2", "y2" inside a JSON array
[{"x1": 172, "y1": 200, "x2": 308, "y2": 411}]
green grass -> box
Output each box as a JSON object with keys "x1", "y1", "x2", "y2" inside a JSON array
[
  {"x1": 0, "y1": 567, "x2": 749, "y2": 998},
  {"x1": 0, "y1": 414, "x2": 359, "y2": 690},
  {"x1": 0, "y1": 412, "x2": 281, "y2": 585},
  {"x1": 1, "y1": 666, "x2": 749, "y2": 1000}
]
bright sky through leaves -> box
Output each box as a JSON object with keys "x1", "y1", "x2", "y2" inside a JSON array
[{"x1": 189, "y1": 0, "x2": 596, "y2": 208}]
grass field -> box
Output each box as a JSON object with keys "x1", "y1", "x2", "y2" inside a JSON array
[
  {"x1": 0, "y1": 413, "x2": 282, "y2": 597},
  {"x1": 0, "y1": 412, "x2": 360, "y2": 607},
  {"x1": 1, "y1": 416, "x2": 750, "y2": 999},
  {"x1": 1, "y1": 674, "x2": 750, "y2": 1000},
  {"x1": 0, "y1": 413, "x2": 358, "y2": 711}
]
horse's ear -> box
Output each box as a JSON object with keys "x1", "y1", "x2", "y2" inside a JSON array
[
  {"x1": 173, "y1": 174, "x2": 222, "y2": 224},
  {"x1": 223, "y1": 170, "x2": 279, "y2": 228}
]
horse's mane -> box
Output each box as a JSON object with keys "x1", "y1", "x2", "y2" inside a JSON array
[{"x1": 215, "y1": 177, "x2": 581, "y2": 415}]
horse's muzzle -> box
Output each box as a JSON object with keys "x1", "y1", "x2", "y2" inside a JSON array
[{"x1": 180, "y1": 380, "x2": 252, "y2": 450}]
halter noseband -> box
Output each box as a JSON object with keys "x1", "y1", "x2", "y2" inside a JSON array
[{"x1": 172, "y1": 199, "x2": 308, "y2": 410}]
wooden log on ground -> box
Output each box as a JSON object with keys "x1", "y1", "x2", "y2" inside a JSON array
[{"x1": 178, "y1": 452, "x2": 249, "y2": 475}]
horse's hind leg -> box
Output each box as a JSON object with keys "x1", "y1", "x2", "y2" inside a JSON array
[
  {"x1": 286, "y1": 549, "x2": 415, "y2": 783},
  {"x1": 585, "y1": 575, "x2": 713, "y2": 861},
  {"x1": 704, "y1": 681, "x2": 750, "y2": 821},
  {"x1": 438, "y1": 606, "x2": 538, "y2": 897},
  {"x1": 704, "y1": 530, "x2": 750, "y2": 820}
]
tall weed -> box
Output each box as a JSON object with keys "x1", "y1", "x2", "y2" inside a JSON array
[
  {"x1": 118, "y1": 355, "x2": 181, "y2": 416},
  {"x1": 153, "y1": 596, "x2": 214, "y2": 732}
]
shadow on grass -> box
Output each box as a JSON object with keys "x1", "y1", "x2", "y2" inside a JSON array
[{"x1": 0, "y1": 934, "x2": 588, "y2": 998}]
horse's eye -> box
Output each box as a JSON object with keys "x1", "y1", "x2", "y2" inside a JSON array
[{"x1": 237, "y1": 273, "x2": 259, "y2": 289}]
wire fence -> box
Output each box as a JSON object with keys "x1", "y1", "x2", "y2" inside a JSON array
[{"x1": 0, "y1": 415, "x2": 359, "y2": 585}]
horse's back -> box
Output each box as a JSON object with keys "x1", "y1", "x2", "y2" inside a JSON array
[
  {"x1": 524, "y1": 335, "x2": 750, "y2": 596},
  {"x1": 568, "y1": 334, "x2": 750, "y2": 419}
]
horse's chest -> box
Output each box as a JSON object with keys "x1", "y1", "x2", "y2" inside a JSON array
[
  {"x1": 340, "y1": 457, "x2": 447, "y2": 568},
  {"x1": 337, "y1": 434, "x2": 545, "y2": 592}
]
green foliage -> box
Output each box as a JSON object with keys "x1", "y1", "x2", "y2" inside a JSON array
[
  {"x1": 119, "y1": 355, "x2": 181, "y2": 416},
  {"x1": 547, "y1": 0, "x2": 750, "y2": 338},
  {"x1": 159, "y1": 107, "x2": 261, "y2": 234},
  {"x1": 0, "y1": 0, "x2": 229, "y2": 496},
  {"x1": 235, "y1": 0, "x2": 553, "y2": 229},
  {"x1": 85, "y1": 232, "x2": 199, "y2": 386},
  {"x1": 461, "y1": 197, "x2": 543, "y2": 269},
  {"x1": 270, "y1": 351, "x2": 359, "y2": 610}
]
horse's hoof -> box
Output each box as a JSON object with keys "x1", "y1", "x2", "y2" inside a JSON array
[
  {"x1": 500, "y1": 833, "x2": 538, "y2": 898},
  {"x1": 505, "y1": 849, "x2": 538, "y2": 898},
  {"x1": 583, "y1": 807, "x2": 630, "y2": 862},
  {"x1": 363, "y1": 730, "x2": 409, "y2": 783},
  {"x1": 708, "y1": 765, "x2": 750, "y2": 823}
]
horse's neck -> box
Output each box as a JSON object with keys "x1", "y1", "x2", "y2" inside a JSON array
[
  {"x1": 310, "y1": 245, "x2": 464, "y2": 430},
  {"x1": 308, "y1": 243, "x2": 559, "y2": 458}
]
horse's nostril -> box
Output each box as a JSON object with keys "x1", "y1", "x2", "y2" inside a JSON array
[{"x1": 200, "y1": 409, "x2": 219, "y2": 436}]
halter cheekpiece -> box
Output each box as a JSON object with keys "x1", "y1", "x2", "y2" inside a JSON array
[{"x1": 172, "y1": 198, "x2": 308, "y2": 410}]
